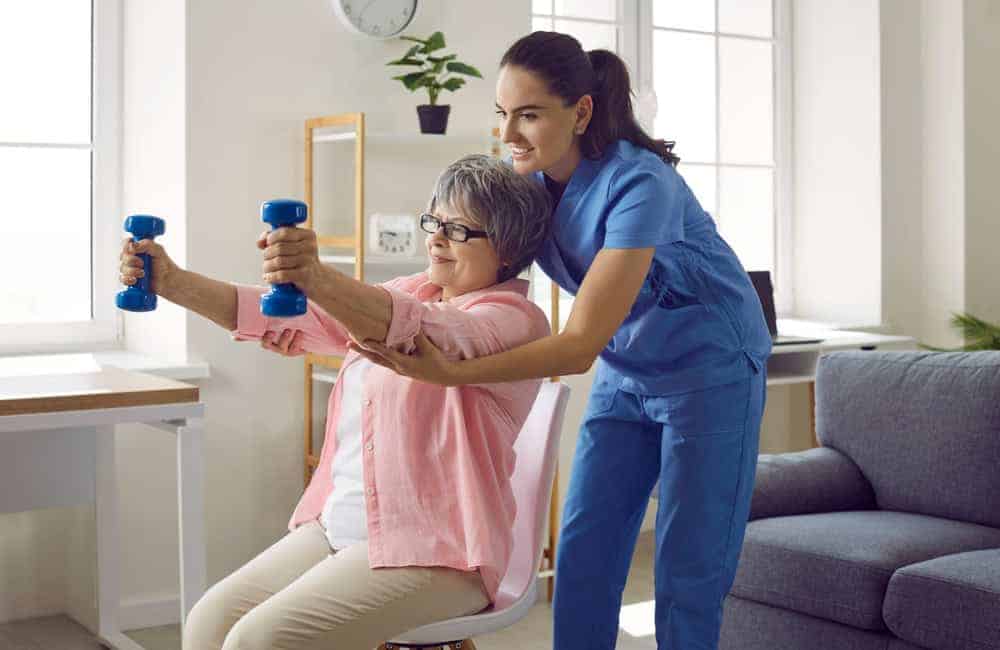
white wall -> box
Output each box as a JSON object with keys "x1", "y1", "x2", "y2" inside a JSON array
[
  {"x1": 792, "y1": 0, "x2": 883, "y2": 328},
  {"x1": 880, "y1": 0, "x2": 997, "y2": 348},
  {"x1": 963, "y1": 0, "x2": 1000, "y2": 327}
]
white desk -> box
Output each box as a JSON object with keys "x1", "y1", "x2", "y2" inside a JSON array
[
  {"x1": 0, "y1": 362, "x2": 206, "y2": 650},
  {"x1": 765, "y1": 322, "x2": 916, "y2": 445},
  {"x1": 768, "y1": 321, "x2": 916, "y2": 386}
]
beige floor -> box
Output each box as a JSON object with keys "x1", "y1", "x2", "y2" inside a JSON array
[{"x1": 0, "y1": 531, "x2": 659, "y2": 650}]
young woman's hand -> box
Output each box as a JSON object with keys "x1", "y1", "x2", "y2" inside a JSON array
[
  {"x1": 350, "y1": 333, "x2": 460, "y2": 386},
  {"x1": 258, "y1": 226, "x2": 327, "y2": 295},
  {"x1": 119, "y1": 236, "x2": 180, "y2": 295},
  {"x1": 260, "y1": 328, "x2": 306, "y2": 357}
]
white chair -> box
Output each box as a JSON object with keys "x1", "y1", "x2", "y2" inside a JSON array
[{"x1": 383, "y1": 381, "x2": 570, "y2": 650}]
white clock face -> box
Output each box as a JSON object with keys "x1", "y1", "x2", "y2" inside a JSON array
[{"x1": 333, "y1": 0, "x2": 418, "y2": 39}]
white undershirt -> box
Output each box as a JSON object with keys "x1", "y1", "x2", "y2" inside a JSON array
[{"x1": 319, "y1": 358, "x2": 372, "y2": 550}]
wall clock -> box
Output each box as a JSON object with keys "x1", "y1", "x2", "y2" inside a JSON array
[{"x1": 332, "y1": 0, "x2": 418, "y2": 39}]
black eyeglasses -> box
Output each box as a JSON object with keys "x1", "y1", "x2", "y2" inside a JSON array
[{"x1": 419, "y1": 213, "x2": 489, "y2": 243}]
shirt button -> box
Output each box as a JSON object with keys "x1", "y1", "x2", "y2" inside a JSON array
[
  {"x1": 365, "y1": 442, "x2": 374, "y2": 452},
  {"x1": 364, "y1": 399, "x2": 372, "y2": 406},
  {"x1": 367, "y1": 487, "x2": 375, "y2": 496}
]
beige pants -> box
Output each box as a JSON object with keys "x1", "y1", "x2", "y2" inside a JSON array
[{"x1": 183, "y1": 520, "x2": 490, "y2": 650}]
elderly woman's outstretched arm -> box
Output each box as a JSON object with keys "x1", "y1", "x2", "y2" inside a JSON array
[{"x1": 119, "y1": 232, "x2": 392, "y2": 354}]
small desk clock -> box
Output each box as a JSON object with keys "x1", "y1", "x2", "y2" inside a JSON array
[{"x1": 370, "y1": 213, "x2": 418, "y2": 256}]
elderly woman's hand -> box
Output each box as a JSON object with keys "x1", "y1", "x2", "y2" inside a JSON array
[
  {"x1": 260, "y1": 328, "x2": 306, "y2": 357},
  {"x1": 350, "y1": 333, "x2": 460, "y2": 386},
  {"x1": 119, "y1": 236, "x2": 180, "y2": 295},
  {"x1": 258, "y1": 226, "x2": 327, "y2": 296}
]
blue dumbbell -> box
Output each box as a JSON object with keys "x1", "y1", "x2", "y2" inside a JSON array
[
  {"x1": 116, "y1": 215, "x2": 166, "y2": 312},
  {"x1": 260, "y1": 199, "x2": 309, "y2": 317}
]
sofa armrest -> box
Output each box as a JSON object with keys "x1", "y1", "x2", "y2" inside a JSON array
[{"x1": 750, "y1": 446, "x2": 876, "y2": 520}]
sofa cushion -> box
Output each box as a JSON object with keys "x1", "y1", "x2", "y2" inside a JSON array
[
  {"x1": 720, "y1": 596, "x2": 898, "y2": 650},
  {"x1": 815, "y1": 351, "x2": 1000, "y2": 528},
  {"x1": 731, "y1": 510, "x2": 1000, "y2": 631},
  {"x1": 883, "y1": 548, "x2": 1000, "y2": 650}
]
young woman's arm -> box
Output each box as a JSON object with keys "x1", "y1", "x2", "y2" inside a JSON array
[{"x1": 355, "y1": 246, "x2": 655, "y2": 384}]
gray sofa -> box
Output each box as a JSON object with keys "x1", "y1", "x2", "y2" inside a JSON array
[{"x1": 721, "y1": 351, "x2": 1000, "y2": 650}]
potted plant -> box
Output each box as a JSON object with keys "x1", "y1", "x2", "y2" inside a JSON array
[
  {"x1": 922, "y1": 313, "x2": 1000, "y2": 351},
  {"x1": 387, "y1": 31, "x2": 482, "y2": 134}
]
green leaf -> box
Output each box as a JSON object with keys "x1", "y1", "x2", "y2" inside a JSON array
[
  {"x1": 399, "y1": 36, "x2": 426, "y2": 45},
  {"x1": 393, "y1": 71, "x2": 428, "y2": 91},
  {"x1": 431, "y1": 60, "x2": 446, "y2": 74},
  {"x1": 422, "y1": 31, "x2": 446, "y2": 53},
  {"x1": 404, "y1": 44, "x2": 422, "y2": 58},
  {"x1": 446, "y1": 61, "x2": 482, "y2": 78},
  {"x1": 386, "y1": 57, "x2": 424, "y2": 66},
  {"x1": 427, "y1": 54, "x2": 457, "y2": 64},
  {"x1": 441, "y1": 77, "x2": 466, "y2": 91}
]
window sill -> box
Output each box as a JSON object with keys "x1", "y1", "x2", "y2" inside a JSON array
[{"x1": 0, "y1": 350, "x2": 210, "y2": 381}]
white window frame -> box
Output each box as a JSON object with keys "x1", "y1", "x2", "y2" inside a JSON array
[
  {"x1": 0, "y1": 0, "x2": 122, "y2": 355},
  {"x1": 532, "y1": 0, "x2": 794, "y2": 316},
  {"x1": 629, "y1": 0, "x2": 794, "y2": 315}
]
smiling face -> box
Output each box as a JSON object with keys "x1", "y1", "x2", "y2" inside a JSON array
[
  {"x1": 495, "y1": 64, "x2": 593, "y2": 183},
  {"x1": 425, "y1": 202, "x2": 502, "y2": 301}
]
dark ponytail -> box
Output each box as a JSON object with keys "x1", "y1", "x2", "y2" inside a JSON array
[{"x1": 500, "y1": 31, "x2": 679, "y2": 167}]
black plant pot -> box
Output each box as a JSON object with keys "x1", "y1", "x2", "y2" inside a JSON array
[{"x1": 416, "y1": 104, "x2": 451, "y2": 134}]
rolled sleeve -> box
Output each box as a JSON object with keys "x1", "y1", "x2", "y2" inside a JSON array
[
  {"x1": 383, "y1": 287, "x2": 425, "y2": 350},
  {"x1": 230, "y1": 285, "x2": 270, "y2": 342},
  {"x1": 228, "y1": 284, "x2": 351, "y2": 356}
]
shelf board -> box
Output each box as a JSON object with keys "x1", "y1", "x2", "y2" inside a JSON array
[
  {"x1": 766, "y1": 373, "x2": 816, "y2": 386},
  {"x1": 313, "y1": 371, "x2": 339, "y2": 384},
  {"x1": 320, "y1": 254, "x2": 428, "y2": 267},
  {"x1": 312, "y1": 131, "x2": 492, "y2": 146}
]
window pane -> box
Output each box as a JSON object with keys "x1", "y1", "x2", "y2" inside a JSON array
[
  {"x1": 719, "y1": 38, "x2": 773, "y2": 165},
  {"x1": 719, "y1": 0, "x2": 772, "y2": 38},
  {"x1": 718, "y1": 167, "x2": 773, "y2": 273},
  {"x1": 554, "y1": 19, "x2": 616, "y2": 52},
  {"x1": 653, "y1": 31, "x2": 715, "y2": 163},
  {"x1": 0, "y1": 2, "x2": 92, "y2": 144},
  {"x1": 678, "y1": 164, "x2": 717, "y2": 217},
  {"x1": 653, "y1": 0, "x2": 714, "y2": 32},
  {"x1": 554, "y1": 0, "x2": 615, "y2": 21},
  {"x1": 533, "y1": 0, "x2": 553, "y2": 14},
  {"x1": 0, "y1": 147, "x2": 92, "y2": 324},
  {"x1": 533, "y1": 15, "x2": 554, "y2": 31}
]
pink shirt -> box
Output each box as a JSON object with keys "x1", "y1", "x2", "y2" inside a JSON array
[{"x1": 231, "y1": 273, "x2": 550, "y2": 601}]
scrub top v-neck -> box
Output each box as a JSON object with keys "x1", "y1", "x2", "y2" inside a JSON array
[{"x1": 533, "y1": 139, "x2": 771, "y2": 396}]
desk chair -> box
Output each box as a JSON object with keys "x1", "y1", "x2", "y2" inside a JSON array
[{"x1": 382, "y1": 380, "x2": 570, "y2": 650}]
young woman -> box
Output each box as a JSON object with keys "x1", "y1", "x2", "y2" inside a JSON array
[{"x1": 272, "y1": 31, "x2": 772, "y2": 650}]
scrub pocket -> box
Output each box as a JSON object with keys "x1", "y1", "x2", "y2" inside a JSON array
[
  {"x1": 639, "y1": 378, "x2": 752, "y2": 439},
  {"x1": 585, "y1": 363, "x2": 623, "y2": 418}
]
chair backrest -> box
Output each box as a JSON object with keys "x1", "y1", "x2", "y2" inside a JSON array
[
  {"x1": 493, "y1": 380, "x2": 570, "y2": 610},
  {"x1": 816, "y1": 350, "x2": 1000, "y2": 528}
]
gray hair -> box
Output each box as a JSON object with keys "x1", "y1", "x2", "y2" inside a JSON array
[{"x1": 428, "y1": 154, "x2": 552, "y2": 283}]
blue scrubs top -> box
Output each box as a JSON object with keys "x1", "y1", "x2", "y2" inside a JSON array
[{"x1": 533, "y1": 140, "x2": 772, "y2": 396}]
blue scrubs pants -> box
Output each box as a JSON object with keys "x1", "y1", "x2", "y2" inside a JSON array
[{"x1": 553, "y1": 364, "x2": 766, "y2": 650}]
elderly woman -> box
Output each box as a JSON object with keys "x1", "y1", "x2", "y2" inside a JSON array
[{"x1": 117, "y1": 155, "x2": 551, "y2": 650}]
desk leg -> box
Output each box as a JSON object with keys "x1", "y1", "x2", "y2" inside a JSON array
[
  {"x1": 809, "y1": 382, "x2": 818, "y2": 447},
  {"x1": 95, "y1": 425, "x2": 144, "y2": 650},
  {"x1": 177, "y1": 417, "x2": 207, "y2": 626}
]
